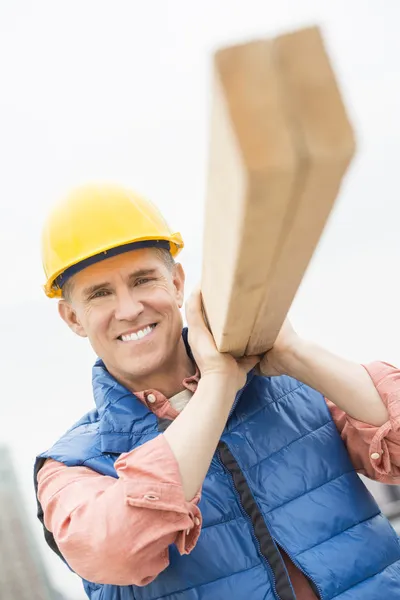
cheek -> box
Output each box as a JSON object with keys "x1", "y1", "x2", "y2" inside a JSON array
[
  {"x1": 151, "y1": 289, "x2": 181, "y2": 315},
  {"x1": 158, "y1": 295, "x2": 183, "y2": 330},
  {"x1": 82, "y1": 307, "x2": 111, "y2": 342}
]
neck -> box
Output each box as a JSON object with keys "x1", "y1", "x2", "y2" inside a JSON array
[{"x1": 114, "y1": 337, "x2": 196, "y2": 399}]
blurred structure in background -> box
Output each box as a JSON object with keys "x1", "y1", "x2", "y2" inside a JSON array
[{"x1": 0, "y1": 445, "x2": 66, "y2": 600}]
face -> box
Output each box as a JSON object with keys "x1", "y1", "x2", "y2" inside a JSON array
[{"x1": 58, "y1": 248, "x2": 185, "y2": 385}]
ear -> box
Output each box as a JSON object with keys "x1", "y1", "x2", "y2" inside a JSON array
[
  {"x1": 58, "y1": 300, "x2": 87, "y2": 338},
  {"x1": 172, "y1": 263, "x2": 185, "y2": 308}
]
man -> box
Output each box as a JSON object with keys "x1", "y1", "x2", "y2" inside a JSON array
[{"x1": 35, "y1": 184, "x2": 400, "y2": 600}]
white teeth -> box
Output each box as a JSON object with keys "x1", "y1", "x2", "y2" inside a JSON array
[{"x1": 121, "y1": 325, "x2": 154, "y2": 342}]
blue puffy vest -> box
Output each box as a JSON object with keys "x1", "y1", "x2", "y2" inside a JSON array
[{"x1": 35, "y1": 331, "x2": 400, "y2": 600}]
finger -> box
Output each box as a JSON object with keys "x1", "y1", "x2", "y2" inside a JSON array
[
  {"x1": 237, "y1": 355, "x2": 261, "y2": 373},
  {"x1": 185, "y1": 286, "x2": 202, "y2": 327},
  {"x1": 186, "y1": 286, "x2": 212, "y2": 335},
  {"x1": 258, "y1": 357, "x2": 274, "y2": 377}
]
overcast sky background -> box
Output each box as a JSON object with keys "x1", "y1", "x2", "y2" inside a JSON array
[{"x1": 0, "y1": 1, "x2": 399, "y2": 598}]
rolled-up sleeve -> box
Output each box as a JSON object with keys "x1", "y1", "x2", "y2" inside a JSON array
[
  {"x1": 37, "y1": 435, "x2": 202, "y2": 586},
  {"x1": 326, "y1": 361, "x2": 400, "y2": 484}
]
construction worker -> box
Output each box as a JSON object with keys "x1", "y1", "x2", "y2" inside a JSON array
[{"x1": 35, "y1": 184, "x2": 400, "y2": 600}]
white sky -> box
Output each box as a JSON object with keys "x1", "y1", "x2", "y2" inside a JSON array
[{"x1": 0, "y1": 1, "x2": 399, "y2": 598}]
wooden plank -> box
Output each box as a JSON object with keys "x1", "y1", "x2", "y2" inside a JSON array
[
  {"x1": 201, "y1": 39, "x2": 299, "y2": 357},
  {"x1": 246, "y1": 27, "x2": 356, "y2": 355},
  {"x1": 201, "y1": 26, "x2": 355, "y2": 357}
]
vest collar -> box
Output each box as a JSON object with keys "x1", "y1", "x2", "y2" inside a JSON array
[
  {"x1": 93, "y1": 329, "x2": 195, "y2": 454},
  {"x1": 92, "y1": 328, "x2": 255, "y2": 454}
]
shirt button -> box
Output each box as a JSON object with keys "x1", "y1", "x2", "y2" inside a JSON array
[
  {"x1": 147, "y1": 393, "x2": 156, "y2": 404},
  {"x1": 144, "y1": 493, "x2": 159, "y2": 501},
  {"x1": 194, "y1": 517, "x2": 200, "y2": 526},
  {"x1": 370, "y1": 452, "x2": 381, "y2": 460}
]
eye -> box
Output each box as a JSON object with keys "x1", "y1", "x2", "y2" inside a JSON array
[
  {"x1": 91, "y1": 290, "x2": 110, "y2": 299},
  {"x1": 136, "y1": 278, "x2": 153, "y2": 286}
]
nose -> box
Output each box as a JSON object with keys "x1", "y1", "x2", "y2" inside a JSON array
[{"x1": 114, "y1": 288, "x2": 144, "y2": 322}]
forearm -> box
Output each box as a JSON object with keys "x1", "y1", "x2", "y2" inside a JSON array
[
  {"x1": 281, "y1": 339, "x2": 389, "y2": 427},
  {"x1": 164, "y1": 373, "x2": 237, "y2": 501}
]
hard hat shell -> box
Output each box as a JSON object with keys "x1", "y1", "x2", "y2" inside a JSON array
[{"x1": 41, "y1": 184, "x2": 184, "y2": 298}]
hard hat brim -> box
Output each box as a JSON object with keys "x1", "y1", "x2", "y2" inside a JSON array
[{"x1": 45, "y1": 235, "x2": 183, "y2": 298}]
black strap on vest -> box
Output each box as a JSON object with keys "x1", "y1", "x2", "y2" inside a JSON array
[
  {"x1": 218, "y1": 441, "x2": 296, "y2": 600},
  {"x1": 34, "y1": 457, "x2": 66, "y2": 563}
]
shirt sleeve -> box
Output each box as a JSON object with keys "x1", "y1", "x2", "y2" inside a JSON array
[
  {"x1": 326, "y1": 361, "x2": 400, "y2": 484},
  {"x1": 37, "y1": 435, "x2": 202, "y2": 586}
]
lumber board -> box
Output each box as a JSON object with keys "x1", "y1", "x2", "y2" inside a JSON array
[
  {"x1": 246, "y1": 27, "x2": 356, "y2": 355},
  {"x1": 201, "y1": 26, "x2": 355, "y2": 357},
  {"x1": 201, "y1": 39, "x2": 299, "y2": 357}
]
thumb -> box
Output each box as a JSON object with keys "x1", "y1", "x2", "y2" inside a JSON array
[{"x1": 185, "y1": 286, "x2": 203, "y2": 328}]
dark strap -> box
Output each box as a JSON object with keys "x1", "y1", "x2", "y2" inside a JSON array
[
  {"x1": 34, "y1": 457, "x2": 67, "y2": 563},
  {"x1": 218, "y1": 441, "x2": 296, "y2": 600}
]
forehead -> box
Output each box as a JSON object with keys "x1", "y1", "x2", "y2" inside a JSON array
[{"x1": 72, "y1": 248, "x2": 164, "y2": 288}]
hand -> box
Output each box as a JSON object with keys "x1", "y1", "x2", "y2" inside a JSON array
[
  {"x1": 186, "y1": 287, "x2": 260, "y2": 392},
  {"x1": 258, "y1": 319, "x2": 301, "y2": 377}
]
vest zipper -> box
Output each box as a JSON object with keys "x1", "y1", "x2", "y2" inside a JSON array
[
  {"x1": 217, "y1": 450, "x2": 291, "y2": 600},
  {"x1": 272, "y1": 539, "x2": 323, "y2": 600},
  {"x1": 219, "y1": 448, "x2": 323, "y2": 600}
]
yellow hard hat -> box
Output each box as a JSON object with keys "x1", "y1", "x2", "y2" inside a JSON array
[{"x1": 41, "y1": 184, "x2": 184, "y2": 298}]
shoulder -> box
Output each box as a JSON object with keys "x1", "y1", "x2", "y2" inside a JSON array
[
  {"x1": 248, "y1": 373, "x2": 310, "y2": 402},
  {"x1": 39, "y1": 408, "x2": 103, "y2": 467},
  {"x1": 244, "y1": 373, "x2": 330, "y2": 414}
]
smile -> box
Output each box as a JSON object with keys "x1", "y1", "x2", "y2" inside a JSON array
[{"x1": 118, "y1": 324, "x2": 157, "y2": 342}]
